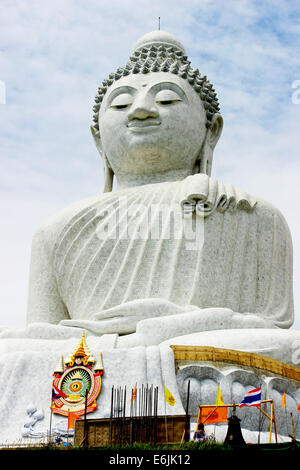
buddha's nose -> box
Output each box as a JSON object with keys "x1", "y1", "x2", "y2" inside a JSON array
[{"x1": 128, "y1": 94, "x2": 159, "y2": 121}]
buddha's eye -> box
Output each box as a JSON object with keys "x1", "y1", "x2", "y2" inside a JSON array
[
  {"x1": 110, "y1": 93, "x2": 133, "y2": 110},
  {"x1": 112, "y1": 104, "x2": 131, "y2": 109},
  {"x1": 157, "y1": 100, "x2": 180, "y2": 105},
  {"x1": 155, "y1": 89, "x2": 182, "y2": 106}
]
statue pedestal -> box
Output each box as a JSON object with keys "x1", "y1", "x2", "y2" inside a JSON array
[
  {"x1": 0, "y1": 337, "x2": 184, "y2": 443},
  {"x1": 1, "y1": 331, "x2": 300, "y2": 443},
  {"x1": 170, "y1": 342, "x2": 300, "y2": 441}
]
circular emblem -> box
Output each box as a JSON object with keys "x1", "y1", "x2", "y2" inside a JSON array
[{"x1": 59, "y1": 366, "x2": 94, "y2": 405}]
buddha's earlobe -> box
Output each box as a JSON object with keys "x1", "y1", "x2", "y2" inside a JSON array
[
  {"x1": 103, "y1": 154, "x2": 114, "y2": 192},
  {"x1": 197, "y1": 136, "x2": 213, "y2": 176},
  {"x1": 196, "y1": 113, "x2": 223, "y2": 176},
  {"x1": 208, "y1": 113, "x2": 223, "y2": 149},
  {"x1": 90, "y1": 126, "x2": 114, "y2": 192},
  {"x1": 195, "y1": 127, "x2": 213, "y2": 176},
  {"x1": 90, "y1": 125, "x2": 102, "y2": 154}
]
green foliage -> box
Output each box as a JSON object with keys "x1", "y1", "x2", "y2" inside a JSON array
[{"x1": 69, "y1": 441, "x2": 227, "y2": 451}]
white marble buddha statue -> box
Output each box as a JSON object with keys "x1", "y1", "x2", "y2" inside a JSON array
[{"x1": 4, "y1": 31, "x2": 296, "y2": 360}]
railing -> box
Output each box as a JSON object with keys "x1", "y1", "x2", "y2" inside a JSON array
[{"x1": 170, "y1": 345, "x2": 300, "y2": 381}]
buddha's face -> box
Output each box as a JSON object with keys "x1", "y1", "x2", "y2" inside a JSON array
[{"x1": 98, "y1": 72, "x2": 209, "y2": 177}]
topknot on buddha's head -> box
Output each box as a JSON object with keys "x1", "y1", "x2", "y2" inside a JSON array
[
  {"x1": 92, "y1": 30, "x2": 220, "y2": 135},
  {"x1": 132, "y1": 30, "x2": 187, "y2": 55}
]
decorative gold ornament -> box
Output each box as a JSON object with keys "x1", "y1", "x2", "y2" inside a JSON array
[{"x1": 51, "y1": 331, "x2": 104, "y2": 417}]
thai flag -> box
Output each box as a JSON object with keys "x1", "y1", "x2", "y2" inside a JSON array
[
  {"x1": 239, "y1": 387, "x2": 261, "y2": 407},
  {"x1": 52, "y1": 383, "x2": 67, "y2": 401}
]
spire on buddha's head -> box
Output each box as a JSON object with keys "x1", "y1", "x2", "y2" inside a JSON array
[{"x1": 92, "y1": 30, "x2": 220, "y2": 136}]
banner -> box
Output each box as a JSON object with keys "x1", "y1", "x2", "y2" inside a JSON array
[
  {"x1": 199, "y1": 406, "x2": 228, "y2": 424},
  {"x1": 68, "y1": 411, "x2": 82, "y2": 430}
]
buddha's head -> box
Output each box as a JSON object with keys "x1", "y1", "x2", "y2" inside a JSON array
[{"x1": 91, "y1": 31, "x2": 223, "y2": 191}]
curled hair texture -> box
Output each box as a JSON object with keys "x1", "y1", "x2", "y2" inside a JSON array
[{"x1": 92, "y1": 44, "x2": 220, "y2": 134}]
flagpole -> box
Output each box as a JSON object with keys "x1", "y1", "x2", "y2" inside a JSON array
[
  {"x1": 184, "y1": 380, "x2": 190, "y2": 442},
  {"x1": 194, "y1": 406, "x2": 200, "y2": 440},
  {"x1": 67, "y1": 407, "x2": 70, "y2": 445},
  {"x1": 83, "y1": 389, "x2": 88, "y2": 447},
  {"x1": 269, "y1": 400, "x2": 273, "y2": 443},
  {"x1": 49, "y1": 403, "x2": 53, "y2": 445},
  {"x1": 258, "y1": 383, "x2": 265, "y2": 444},
  {"x1": 164, "y1": 392, "x2": 168, "y2": 443},
  {"x1": 49, "y1": 380, "x2": 55, "y2": 445},
  {"x1": 291, "y1": 412, "x2": 296, "y2": 441},
  {"x1": 163, "y1": 384, "x2": 168, "y2": 443},
  {"x1": 273, "y1": 403, "x2": 278, "y2": 443},
  {"x1": 258, "y1": 405, "x2": 261, "y2": 444}
]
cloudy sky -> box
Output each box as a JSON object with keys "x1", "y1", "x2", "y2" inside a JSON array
[{"x1": 1, "y1": 0, "x2": 300, "y2": 330}]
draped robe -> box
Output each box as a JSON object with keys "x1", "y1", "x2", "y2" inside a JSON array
[{"x1": 27, "y1": 174, "x2": 294, "y2": 338}]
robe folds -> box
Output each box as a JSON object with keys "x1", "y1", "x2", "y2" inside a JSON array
[{"x1": 27, "y1": 174, "x2": 294, "y2": 331}]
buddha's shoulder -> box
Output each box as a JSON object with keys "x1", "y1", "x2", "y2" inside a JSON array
[
  {"x1": 184, "y1": 173, "x2": 290, "y2": 229},
  {"x1": 31, "y1": 193, "x2": 111, "y2": 248},
  {"x1": 250, "y1": 194, "x2": 288, "y2": 220},
  {"x1": 240, "y1": 191, "x2": 291, "y2": 235}
]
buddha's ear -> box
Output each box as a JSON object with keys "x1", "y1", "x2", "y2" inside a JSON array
[
  {"x1": 90, "y1": 126, "x2": 114, "y2": 192},
  {"x1": 196, "y1": 113, "x2": 223, "y2": 176},
  {"x1": 90, "y1": 125, "x2": 103, "y2": 155},
  {"x1": 207, "y1": 113, "x2": 223, "y2": 149}
]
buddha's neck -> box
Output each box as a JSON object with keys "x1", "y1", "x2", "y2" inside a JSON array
[{"x1": 115, "y1": 169, "x2": 193, "y2": 190}]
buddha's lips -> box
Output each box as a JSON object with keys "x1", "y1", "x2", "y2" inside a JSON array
[{"x1": 127, "y1": 118, "x2": 161, "y2": 130}]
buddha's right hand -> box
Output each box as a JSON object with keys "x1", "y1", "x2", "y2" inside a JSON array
[{"x1": 59, "y1": 299, "x2": 198, "y2": 335}]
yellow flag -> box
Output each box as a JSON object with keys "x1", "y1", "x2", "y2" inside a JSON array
[
  {"x1": 164, "y1": 386, "x2": 175, "y2": 406},
  {"x1": 216, "y1": 385, "x2": 224, "y2": 406},
  {"x1": 282, "y1": 392, "x2": 286, "y2": 408}
]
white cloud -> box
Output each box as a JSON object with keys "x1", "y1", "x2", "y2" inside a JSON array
[{"x1": 0, "y1": 0, "x2": 300, "y2": 331}]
